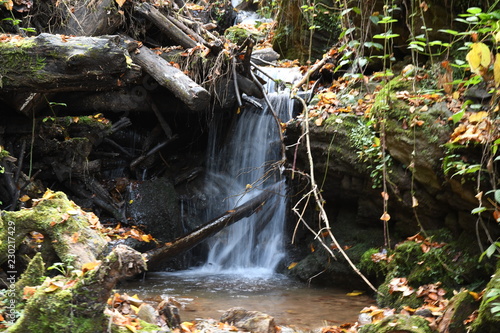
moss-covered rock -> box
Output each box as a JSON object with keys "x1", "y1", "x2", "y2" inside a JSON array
[
  {"x1": 437, "y1": 290, "x2": 478, "y2": 333},
  {"x1": 0, "y1": 190, "x2": 108, "y2": 269},
  {"x1": 358, "y1": 314, "x2": 433, "y2": 333},
  {"x1": 469, "y1": 262, "x2": 500, "y2": 333}
]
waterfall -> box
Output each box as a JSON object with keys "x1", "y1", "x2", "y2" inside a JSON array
[{"x1": 199, "y1": 70, "x2": 298, "y2": 274}]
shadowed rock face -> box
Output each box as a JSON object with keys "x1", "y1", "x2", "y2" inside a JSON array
[{"x1": 126, "y1": 177, "x2": 182, "y2": 243}]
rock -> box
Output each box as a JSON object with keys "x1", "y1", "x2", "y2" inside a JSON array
[
  {"x1": 220, "y1": 307, "x2": 277, "y2": 333},
  {"x1": 358, "y1": 314, "x2": 433, "y2": 333},
  {"x1": 158, "y1": 299, "x2": 181, "y2": 329},
  {"x1": 137, "y1": 303, "x2": 158, "y2": 325},
  {"x1": 126, "y1": 177, "x2": 182, "y2": 243},
  {"x1": 437, "y1": 290, "x2": 478, "y2": 333},
  {"x1": 251, "y1": 48, "x2": 280, "y2": 66}
]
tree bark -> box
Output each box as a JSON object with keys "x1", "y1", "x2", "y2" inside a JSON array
[
  {"x1": 123, "y1": 35, "x2": 211, "y2": 111},
  {"x1": 145, "y1": 189, "x2": 274, "y2": 269},
  {"x1": 0, "y1": 33, "x2": 141, "y2": 93}
]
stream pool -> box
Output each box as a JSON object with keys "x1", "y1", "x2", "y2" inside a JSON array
[{"x1": 118, "y1": 270, "x2": 376, "y2": 331}]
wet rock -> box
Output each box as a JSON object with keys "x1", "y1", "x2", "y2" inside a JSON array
[
  {"x1": 137, "y1": 303, "x2": 158, "y2": 325},
  {"x1": 220, "y1": 307, "x2": 277, "y2": 333},
  {"x1": 358, "y1": 314, "x2": 433, "y2": 333},
  {"x1": 126, "y1": 177, "x2": 182, "y2": 243},
  {"x1": 158, "y1": 299, "x2": 181, "y2": 329}
]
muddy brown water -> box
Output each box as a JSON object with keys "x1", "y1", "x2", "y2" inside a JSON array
[{"x1": 118, "y1": 271, "x2": 376, "y2": 331}]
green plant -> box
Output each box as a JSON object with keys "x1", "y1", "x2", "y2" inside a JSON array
[{"x1": 47, "y1": 256, "x2": 77, "y2": 278}]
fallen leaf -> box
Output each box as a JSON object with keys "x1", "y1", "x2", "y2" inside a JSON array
[
  {"x1": 82, "y1": 261, "x2": 101, "y2": 273},
  {"x1": 71, "y1": 232, "x2": 80, "y2": 243},
  {"x1": 494, "y1": 54, "x2": 500, "y2": 87},
  {"x1": 380, "y1": 212, "x2": 391, "y2": 221},
  {"x1": 287, "y1": 262, "x2": 298, "y2": 269}
]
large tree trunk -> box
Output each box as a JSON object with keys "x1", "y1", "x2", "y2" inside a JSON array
[
  {"x1": 0, "y1": 34, "x2": 141, "y2": 93},
  {"x1": 145, "y1": 189, "x2": 274, "y2": 269}
]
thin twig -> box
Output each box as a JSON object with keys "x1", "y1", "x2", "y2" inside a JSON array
[{"x1": 293, "y1": 94, "x2": 380, "y2": 294}]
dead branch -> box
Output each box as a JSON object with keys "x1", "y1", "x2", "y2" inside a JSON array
[{"x1": 144, "y1": 188, "x2": 274, "y2": 270}]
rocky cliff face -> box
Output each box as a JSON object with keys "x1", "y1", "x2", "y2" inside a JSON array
[{"x1": 282, "y1": 76, "x2": 499, "y2": 287}]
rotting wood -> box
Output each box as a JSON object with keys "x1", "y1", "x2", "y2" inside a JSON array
[
  {"x1": 0, "y1": 33, "x2": 141, "y2": 93},
  {"x1": 144, "y1": 188, "x2": 274, "y2": 270},
  {"x1": 123, "y1": 35, "x2": 211, "y2": 111}
]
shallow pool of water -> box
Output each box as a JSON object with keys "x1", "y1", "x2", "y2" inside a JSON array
[{"x1": 118, "y1": 270, "x2": 375, "y2": 331}]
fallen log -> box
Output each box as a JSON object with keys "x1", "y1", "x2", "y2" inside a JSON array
[
  {"x1": 123, "y1": 35, "x2": 210, "y2": 111},
  {"x1": 144, "y1": 189, "x2": 274, "y2": 269},
  {"x1": 0, "y1": 33, "x2": 141, "y2": 92},
  {"x1": 134, "y1": 2, "x2": 198, "y2": 49}
]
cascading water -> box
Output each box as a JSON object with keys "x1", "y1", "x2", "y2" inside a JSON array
[{"x1": 199, "y1": 69, "x2": 300, "y2": 274}]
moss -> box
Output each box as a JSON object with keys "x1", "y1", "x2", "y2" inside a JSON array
[
  {"x1": 14, "y1": 253, "x2": 45, "y2": 302},
  {"x1": 224, "y1": 26, "x2": 263, "y2": 45},
  {"x1": 0, "y1": 41, "x2": 46, "y2": 86},
  {"x1": 358, "y1": 314, "x2": 433, "y2": 333},
  {"x1": 375, "y1": 230, "x2": 489, "y2": 310},
  {"x1": 7, "y1": 280, "x2": 106, "y2": 333},
  {"x1": 469, "y1": 262, "x2": 500, "y2": 333},
  {"x1": 359, "y1": 248, "x2": 389, "y2": 280}
]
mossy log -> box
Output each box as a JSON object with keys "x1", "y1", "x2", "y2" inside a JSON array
[
  {"x1": 0, "y1": 33, "x2": 141, "y2": 93},
  {"x1": 145, "y1": 189, "x2": 273, "y2": 269},
  {"x1": 0, "y1": 191, "x2": 108, "y2": 269},
  {"x1": 123, "y1": 35, "x2": 210, "y2": 111},
  {"x1": 6, "y1": 244, "x2": 146, "y2": 333}
]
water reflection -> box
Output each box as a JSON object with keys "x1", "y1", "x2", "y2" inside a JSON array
[{"x1": 119, "y1": 271, "x2": 375, "y2": 330}]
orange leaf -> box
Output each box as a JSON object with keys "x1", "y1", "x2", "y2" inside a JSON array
[
  {"x1": 82, "y1": 261, "x2": 101, "y2": 273},
  {"x1": 23, "y1": 286, "x2": 37, "y2": 299},
  {"x1": 19, "y1": 194, "x2": 30, "y2": 202},
  {"x1": 115, "y1": 0, "x2": 126, "y2": 8},
  {"x1": 380, "y1": 212, "x2": 391, "y2": 221},
  {"x1": 493, "y1": 210, "x2": 500, "y2": 222},
  {"x1": 381, "y1": 192, "x2": 389, "y2": 200},
  {"x1": 71, "y1": 232, "x2": 80, "y2": 243}
]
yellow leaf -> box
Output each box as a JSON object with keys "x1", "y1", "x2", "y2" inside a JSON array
[
  {"x1": 315, "y1": 117, "x2": 323, "y2": 126},
  {"x1": 19, "y1": 195, "x2": 30, "y2": 202},
  {"x1": 82, "y1": 261, "x2": 101, "y2": 273},
  {"x1": 115, "y1": 0, "x2": 126, "y2": 8},
  {"x1": 412, "y1": 196, "x2": 419, "y2": 208},
  {"x1": 125, "y1": 324, "x2": 137, "y2": 332},
  {"x1": 246, "y1": 184, "x2": 252, "y2": 189},
  {"x1": 44, "y1": 283, "x2": 60, "y2": 293},
  {"x1": 468, "y1": 111, "x2": 488, "y2": 123},
  {"x1": 3, "y1": 0, "x2": 13, "y2": 10},
  {"x1": 346, "y1": 290, "x2": 364, "y2": 296},
  {"x1": 494, "y1": 54, "x2": 500, "y2": 87},
  {"x1": 466, "y1": 42, "x2": 491, "y2": 74},
  {"x1": 287, "y1": 262, "x2": 298, "y2": 269},
  {"x1": 452, "y1": 91, "x2": 460, "y2": 100},
  {"x1": 496, "y1": 31, "x2": 500, "y2": 43},
  {"x1": 42, "y1": 189, "x2": 56, "y2": 200}
]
